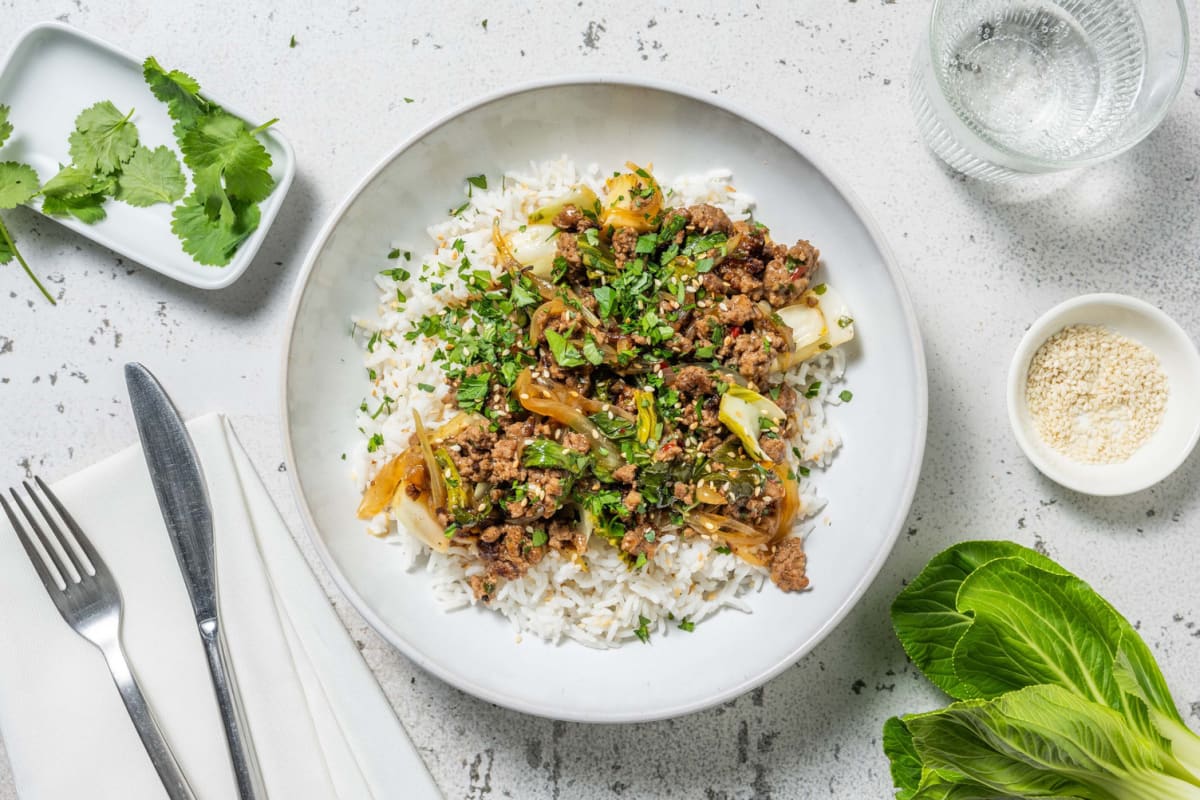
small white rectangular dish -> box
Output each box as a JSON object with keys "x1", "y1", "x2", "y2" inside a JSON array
[{"x1": 0, "y1": 22, "x2": 295, "y2": 290}]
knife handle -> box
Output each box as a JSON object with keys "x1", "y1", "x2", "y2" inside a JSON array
[
  {"x1": 101, "y1": 641, "x2": 198, "y2": 800},
  {"x1": 199, "y1": 620, "x2": 267, "y2": 800}
]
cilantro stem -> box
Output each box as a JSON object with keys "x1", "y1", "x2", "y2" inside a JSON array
[
  {"x1": 249, "y1": 118, "x2": 279, "y2": 137},
  {"x1": 0, "y1": 214, "x2": 55, "y2": 305}
]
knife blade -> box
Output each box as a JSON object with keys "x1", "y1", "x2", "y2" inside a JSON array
[{"x1": 125, "y1": 362, "x2": 266, "y2": 800}]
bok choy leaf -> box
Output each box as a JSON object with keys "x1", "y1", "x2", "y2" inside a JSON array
[{"x1": 886, "y1": 541, "x2": 1200, "y2": 799}]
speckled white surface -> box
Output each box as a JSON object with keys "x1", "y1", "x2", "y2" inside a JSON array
[{"x1": 1, "y1": 2, "x2": 1198, "y2": 798}]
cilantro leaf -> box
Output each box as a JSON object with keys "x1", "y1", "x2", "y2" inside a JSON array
[
  {"x1": 40, "y1": 164, "x2": 99, "y2": 199},
  {"x1": 180, "y1": 112, "x2": 275, "y2": 204},
  {"x1": 466, "y1": 174, "x2": 487, "y2": 190},
  {"x1": 0, "y1": 162, "x2": 41, "y2": 209},
  {"x1": 171, "y1": 190, "x2": 260, "y2": 266},
  {"x1": 42, "y1": 192, "x2": 107, "y2": 224},
  {"x1": 116, "y1": 145, "x2": 186, "y2": 207},
  {"x1": 143, "y1": 56, "x2": 209, "y2": 130},
  {"x1": 0, "y1": 105, "x2": 12, "y2": 149},
  {"x1": 530, "y1": 529, "x2": 547, "y2": 547},
  {"x1": 0, "y1": 231, "x2": 12, "y2": 264},
  {"x1": 67, "y1": 101, "x2": 138, "y2": 175},
  {"x1": 456, "y1": 372, "x2": 491, "y2": 413}
]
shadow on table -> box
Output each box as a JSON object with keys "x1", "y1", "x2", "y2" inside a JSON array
[{"x1": 939, "y1": 113, "x2": 1200, "y2": 279}]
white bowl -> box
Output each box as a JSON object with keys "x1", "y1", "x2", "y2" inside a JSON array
[
  {"x1": 1007, "y1": 293, "x2": 1200, "y2": 495},
  {"x1": 0, "y1": 22, "x2": 294, "y2": 290},
  {"x1": 281, "y1": 78, "x2": 928, "y2": 722}
]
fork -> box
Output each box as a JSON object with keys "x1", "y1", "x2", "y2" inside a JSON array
[{"x1": 0, "y1": 477, "x2": 197, "y2": 800}]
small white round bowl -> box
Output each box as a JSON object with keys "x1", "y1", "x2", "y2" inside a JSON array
[{"x1": 1007, "y1": 294, "x2": 1200, "y2": 496}]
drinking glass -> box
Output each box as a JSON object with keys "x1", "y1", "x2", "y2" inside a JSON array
[{"x1": 910, "y1": 0, "x2": 1190, "y2": 181}]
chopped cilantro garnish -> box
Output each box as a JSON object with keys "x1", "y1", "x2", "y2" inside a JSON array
[
  {"x1": 634, "y1": 615, "x2": 651, "y2": 643},
  {"x1": 457, "y1": 372, "x2": 491, "y2": 412},
  {"x1": 678, "y1": 618, "x2": 695, "y2": 632},
  {"x1": 531, "y1": 529, "x2": 548, "y2": 547},
  {"x1": 813, "y1": 283, "x2": 827, "y2": 295},
  {"x1": 417, "y1": 382, "x2": 435, "y2": 392},
  {"x1": 805, "y1": 381, "x2": 822, "y2": 399},
  {"x1": 449, "y1": 200, "x2": 470, "y2": 217},
  {"x1": 387, "y1": 248, "x2": 401, "y2": 259},
  {"x1": 366, "y1": 433, "x2": 384, "y2": 453},
  {"x1": 839, "y1": 389, "x2": 853, "y2": 403},
  {"x1": 466, "y1": 174, "x2": 487, "y2": 191}
]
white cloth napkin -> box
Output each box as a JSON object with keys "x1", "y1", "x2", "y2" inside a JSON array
[{"x1": 0, "y1": 414, "x2": 440, "y2": 799}]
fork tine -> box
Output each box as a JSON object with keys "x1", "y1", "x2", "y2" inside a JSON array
[
  {"x1": 0, "y1": 490, "x2": 65, "y2": 592},
  {"x1": 27, "y1": 478, "x2": 94, "y2": 578},
  {"x1": 22, "y1": 479, "x2": 88, "y2": 585},
  {"x1": 9, "y1": 487, "x2": 80, "y2": 585},
  {"x1": 35, "y1": 476, "x2": 104, "y2": 576}
]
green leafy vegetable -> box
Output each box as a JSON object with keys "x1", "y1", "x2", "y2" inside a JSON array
[
  {"x1": 544, "y1": 329, "x2": 586, "y2": 368},
  {"x1": 0, "y1": 106, "x2": 11, "y2": 148},
  {"x1": 40, "y1": 164, "x2": 99, "y2": 199},
  {"x1": 885, "y1": 540, "x2": 1200, "y2": 799},
  {"x1": 171, "y1": 190, "x2": 261, "y2": 266},
  {"x1": 67, "y1": 101, "x2": 138, "y2": 175},
  {"x1": 522, "y1": 438, "x2": 590, "y2": 473},
  {"x1": 43, "y1": 192, "x2": 108, "y2": 224},
  {"x1": 143, "y1": 56, "x2": 209, "y2": 131},
  {"x1": 116, "y1": 145, "x2": 186, "y2": 207},
  {"x1": 180, "y1": 112, "x2": 276, "y2": 208},
  {"x1": 143, "y1": 55, "x2": 279, "y2": 267},
  {"x1": 0, "y1": 162, "x2": 40, "y2": 209},
  {"x1": 0, "y1": 156, "x2": 55, "y2": 304}
]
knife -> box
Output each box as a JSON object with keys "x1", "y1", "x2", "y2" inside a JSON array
[{"x1": 125, "y1": 363, "x2": 267, "y2": 800}]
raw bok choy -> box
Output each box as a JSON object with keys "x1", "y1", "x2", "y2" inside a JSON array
[{"x1": 885, "y1": 540, "x2": 1200, "y2": 799}]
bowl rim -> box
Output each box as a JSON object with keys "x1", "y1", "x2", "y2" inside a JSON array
[
  {"x1": 1006, "y1": 292, "x2": 1200, "y2": 496},
  {"x1": 278, "y1": 74, "x2": 929, "y2": 722}
]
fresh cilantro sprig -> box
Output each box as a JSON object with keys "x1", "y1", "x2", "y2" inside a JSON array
[
  {"x1": 144, "y1": 56, "x2": 279, "y2": 267},
  {"x1": 40, "y1": 100, "x2": 186, "y2": 226},
  {"x1": 0, "y1": 105, "x2": 54, "y2": 304}
]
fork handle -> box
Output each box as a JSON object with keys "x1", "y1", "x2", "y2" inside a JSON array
[{"x1": 102, "y1": 643, "x2": 198, "y2": 800}]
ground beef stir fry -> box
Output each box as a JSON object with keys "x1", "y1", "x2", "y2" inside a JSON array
[{"x1": 357, "y1": 164, "x2": 857, "y2": 604}]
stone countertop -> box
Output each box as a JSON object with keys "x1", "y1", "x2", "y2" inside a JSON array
[{"x1": 2, "y1": 1, "x2": 1198, "y2": 798}]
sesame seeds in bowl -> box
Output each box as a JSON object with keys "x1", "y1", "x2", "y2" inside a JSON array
[{"x1": 1007, "y1": 294, "x2": 1200, "y2": 496}]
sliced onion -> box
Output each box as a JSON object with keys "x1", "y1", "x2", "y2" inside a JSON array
[
  {"x1": 412, "y1": 410, "x2": 445, "y2": 512},
  {"x1": 694, "y1": 483, "x2": 727, "y2": 505},
  {"x1": 356, "y1": 449, "x2": 420, "y2": 519},
  {"x1": 529, "y1": 299, "x2": 567, "y2": 344},
  {"x1": 684, "y1": 510, "x2": 772, "y2": 546},
  {"x1": 522, "y1": 269, "x2": 602, "y2": 327}
]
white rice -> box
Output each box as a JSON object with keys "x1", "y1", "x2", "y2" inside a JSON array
[{"x1": 349, "y1": 157, "x2": 849, "y2": 647}]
